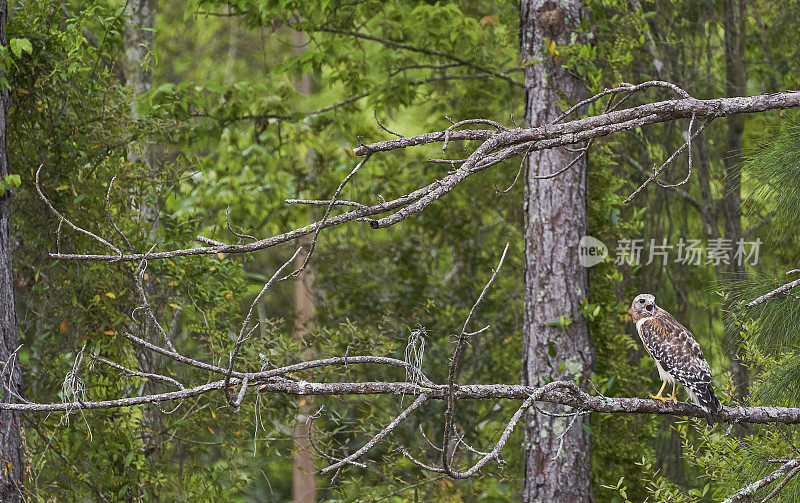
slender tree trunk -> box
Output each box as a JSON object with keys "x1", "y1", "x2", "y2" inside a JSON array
[
  {"x1": 291, "y1": 27, "x2": 317, "y2": 503},
  {"x1": 124, "y1": 0, "x2": 158, "y2": 233},
  {"x1": 292, "y1": 242, "x2": 316, "y2": 503},
  {"x1": 124, "y1": 0, "x2": 157, "y2": 184},
  {"x1": 124, "y1": 0, "x2": 163, "y2": 456},
  {"x1": 722, "y1": 0, "x2": 748, "y2": 400},
  {"x1": 0, "y1": 3, "x2": 23, "y2": 501},
  {"x1": 520, "y1": 1, "x2": 593, "y2": 501}
]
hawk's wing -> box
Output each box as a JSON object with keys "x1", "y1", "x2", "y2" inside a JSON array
[{"x1": 638, "y1": 313, "x2": 713, "y2": 387}]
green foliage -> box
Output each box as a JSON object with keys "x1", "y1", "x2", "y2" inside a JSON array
[{"x1": 744, "y1": 119, "x2": 800, "y2": 229}]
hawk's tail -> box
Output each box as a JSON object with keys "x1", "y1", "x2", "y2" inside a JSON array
[{"x1": 689, "y1": 383, "x2": 721, "y2": 426}]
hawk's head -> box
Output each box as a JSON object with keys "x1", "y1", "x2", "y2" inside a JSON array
[{"x1": 630, "y1": 293, "x2": 656, "y2": 321}]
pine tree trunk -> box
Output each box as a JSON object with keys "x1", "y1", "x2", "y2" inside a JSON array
[
  {"x1": 520, "y1": 1, "x2": 593, "y2": 501},
  {"x1": 0, "y1": 3, "x2": 23, "y2": 500},
  {"x1": 292, "y1": 244, "x2": 316, "y2": 503},
  {"x1": 290, "y1": 27, "x2": 317, "y2": 503},
  {"x1": 722, "y1": 0, "x2": 748, "y2": 400}
]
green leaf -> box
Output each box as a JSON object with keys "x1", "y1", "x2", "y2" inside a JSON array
[
  {"x1": 9, "y1": 38, "x2": 32, "y2": 58},
  {"x1": 4, "y1": 174, "x2": 20, "y2": 188},
  {"x1": 544, "y1": 317, "x2": 563, "y2": 327},
  {"x1": 605, "y1": 375, "x2": 615, "y2": 392}
]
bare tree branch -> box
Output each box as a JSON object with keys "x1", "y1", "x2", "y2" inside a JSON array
[
  {"x1": 745, "y1": 275, "x2": 800, "y2": 308},
  {"x1": 224, "y1": 247, "x2": 302, "y2": 405},
  {"x1": 287, "y1": 153, "x2": 372, "y2": 278},
  {"x1": 761, "y1": 463, "x2": 800, "y2": 503},
  {"x1": 623, "y1": 116, "x2": 710, "y2": 203},
  {"x1": 36, "y1": 165, "x2": 121, "y2": 255},
  {"x1": 355, "y1": 91, "x2": 800, "y2": 155},
  {"x1": 320, "y1": 393, "x2": 429, "y2": 479},
  {"x1": 91, "y1": 355, "x2": 184, "y2": 390},
  {"x1": 442, "y1": 243, "x2": 509, "y2": 476},
  {"x1": 625, "y1": 153, "x2": 706, "y2": 217},
  {"x1": 722, "y1": 456, "x2": 800, "y2": 503},
  {"x1": 6, "y1": 377, "x2": 800, "y2": 425},
  {"x1": 43, "y1": 89, "x2": 800, "y2": 262}
]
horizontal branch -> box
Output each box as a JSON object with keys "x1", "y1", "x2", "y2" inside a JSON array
[
  {"x1": 353, "y1": 91, "x2": 800, "y2": 155},
  {"x1": 7, "y1": 378, "x2": 800, "y2": 424},
  {"x1": 44, "y1": 89, "x2": 800, "y2": 262},
  {"x1": 316, "y1": 27, "x2": 522, "y2": 87}
]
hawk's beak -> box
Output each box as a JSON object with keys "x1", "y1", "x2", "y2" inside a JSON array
[{"x1": 647, "y1": 299, "x2": 654, "y2": 306}]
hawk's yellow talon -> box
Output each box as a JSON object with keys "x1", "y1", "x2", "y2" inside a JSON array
[
  {"x1": 649, "y1": 381, "x2": 669, "y2": 403},
  {"x1": 665, "y1": 383, "x2": 678, "y2": 404},
  {"x1": 651, "y1": 382, "x2": 678, "y2": 404}
]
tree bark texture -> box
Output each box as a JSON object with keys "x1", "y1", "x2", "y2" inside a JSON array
[
  {"x1": 722, "y1": 0, "x2": 748, "y2": 399},
  {"x1": 123, "y1": 0, "x2": 156, "y2": 99},
  {"x1": 520, "y1": 1, "x2": 593, "y2": 502},
  {"x1": 0, "y1": 2, "x2": 24, "y2": 500}
]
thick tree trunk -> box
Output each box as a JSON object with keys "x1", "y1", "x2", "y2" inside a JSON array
[
  {"x1": 520, "y1": 1, "x2": 593, "y2": 502},
  {"x1": 722, "y1": 0, "x2": 748, "y2": 400},
  {"x1": 290, "y1": 27, "x2": 317, "y2": 503},
  {"x1": 0, "y1": 3, "x2": 23, "y2": 500}
]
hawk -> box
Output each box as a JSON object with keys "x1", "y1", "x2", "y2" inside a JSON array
[{"x1": 630, "y1": 293, "x2": 721, "y2": 425}]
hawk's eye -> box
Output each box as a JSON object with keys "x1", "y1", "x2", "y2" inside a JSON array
[{"x1": 638, "y1": 299, "x2": 645, "y2": 304}]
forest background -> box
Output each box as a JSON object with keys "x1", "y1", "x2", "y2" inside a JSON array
[{"x1": 4, "y1": 0, "x2": 800, "y2": 501}]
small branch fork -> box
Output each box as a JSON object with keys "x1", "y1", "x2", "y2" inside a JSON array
[{"x1": 441, "y1": 243, "x2": 509, "y2": 476}]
